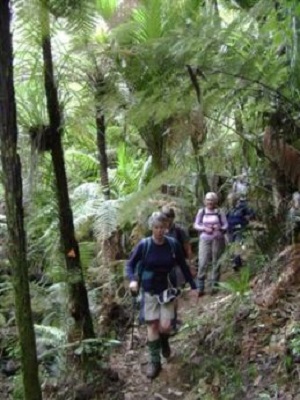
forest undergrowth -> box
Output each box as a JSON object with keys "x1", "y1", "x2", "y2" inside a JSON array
[
  {"x1": 2, "y1": 245, "x2": 300, "y2": 399},
  {"x1": 109, "y1": 245, "x2": 300, "y2": 400}
]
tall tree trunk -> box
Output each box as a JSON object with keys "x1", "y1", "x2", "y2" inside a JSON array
[
  {"x1": 234, "y1": 108, "x2": 248, "y2": 168},
  {"x1": 187, "y1": 64, "x2": 210, "y2": 198},
  {"x1": 0, "y1": 2, "x2": 42, "y2": 399},
  {"x1": 143, "y1": 121, "x2": 168, "y2": 174},
  {"x1": 40, "y1": 2, "x2": 94, "y2": 339},
  {"x1": 96, "y1": 110, "x2": 110, "y2": 199},
  {"x1": 95, "y1": 73, "x2": 110, "y2": 200}
]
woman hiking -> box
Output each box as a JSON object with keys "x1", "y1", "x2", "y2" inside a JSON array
[
  {"x1": 194, "y1": 192, "x2": 228, "y2": 296},
  {"x1": 126, "y1": 211, "x2": 197, "y2": 379}
]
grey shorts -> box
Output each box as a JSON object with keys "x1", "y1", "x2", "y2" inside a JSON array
[{"x1": 144, "y1": 292, "x2": 175, "y2": 322}]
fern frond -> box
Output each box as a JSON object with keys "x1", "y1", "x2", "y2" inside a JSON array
[
  {"x1": 93, "y1": 199, "x2": 122, "y2": 241},
  {"x1": 96, "y1": 0, "x2": 118, "y2": 20},
  {"x1": 34, "y1": 324, "x2": 67, "y2": 343}
]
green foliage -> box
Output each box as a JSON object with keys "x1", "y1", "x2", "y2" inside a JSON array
[
  {"x1": 12, "y1": 374, "x2": 24, "y2": 400},
  {"x1": 65, "y1": 149, "x2": 99, "y2": 186},
  {"x1": 287, "y1": 323, "x2": 300, "y2": 358},
  {"x1": 131, "y1": 0, "x2": 166, "y2": 42},
  {"x1": 6, "y1": 1, "x2": 300, "y2": 398},
  {"x1": 96, "y1": 0, "x2": 118, "y2": 20},
  {"x1": 73, "y1": 337, "x2": 121, "y2": 357},
  {"x1": 187, "y1": 354, "x2": 244, "y2": 400},
  {"x1": 111, "y1": 143, "x2": 149, "y2": 196},
  {"x1": 93, "y1": 198, "x2": 122, "y2": 241},
  {"x1": 219, "y1": 267, "x2": 251, "y2": 296},
  {"x1": 118, "y1": 166, "x2": 189, "y2": 225},
  {"x1": 26, "y1": 186, "x2": 62, "y2": 277},
  {"x1": 35, "y1": 324, "x2": 67, "y2": 347},
  {"x1": 34, "y1": 323, "x2": 120, "y2": 364},
  {"x1": 11, "y1": 0, "x2": 299, "y2": 276}
]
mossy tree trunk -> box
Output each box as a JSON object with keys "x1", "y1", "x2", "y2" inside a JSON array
[
  {"x1": 95, "y1": 71, "x2": 110, "y2": 200},
  {"x1": 142, "y1": 121, "x2": 169, "y2": 174},
  {"x1": 40, "y1": 1, "x2": 94, "y2": 339},
  {"x1": 0, "y1": 2, "x2": 42, "y2": 399}
]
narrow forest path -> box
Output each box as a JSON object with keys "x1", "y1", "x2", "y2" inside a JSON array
[{"x1": 110, "y1": 285, "x2": 230, "y2": 400}]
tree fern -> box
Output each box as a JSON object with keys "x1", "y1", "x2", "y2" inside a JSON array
[{"x1": 93, "y1": 199, "x2": 122, "y2": 241}]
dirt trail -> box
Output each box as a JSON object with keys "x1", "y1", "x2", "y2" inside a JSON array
[{"x1": 110, "y1": 288, "x2": 228, "y2": 400}]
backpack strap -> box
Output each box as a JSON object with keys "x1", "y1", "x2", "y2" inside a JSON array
[
  {"x1": 215, "y1": 208, "x2": 223, "y2": 226},
  {"x1": 142, "y1": 237, "x2": 151, "y2": 260},
  {"x1": 137, "y1": 237, "x2": 152, "y2": 282},
  {"x1": 139, "y1": 236, "x2": 177, "y2": 282},
  {"x1": 199, "y1": 207, "x2": 222, "y2": 225},
  {"x1": 198, "y1": 208, "x2": 205, "y2": 223}
]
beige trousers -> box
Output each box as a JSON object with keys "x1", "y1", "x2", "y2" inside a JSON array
[{"x1": 197, "y1": 237, "x2": 225, "y2": 290}]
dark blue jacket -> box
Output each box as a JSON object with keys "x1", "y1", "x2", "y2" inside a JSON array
[
  {"x1": 227, "y1": 201, "x2": 255, "y2": 233},
  {"x1": 125, "y1": 236, "x2": 196, "y2": 294}
]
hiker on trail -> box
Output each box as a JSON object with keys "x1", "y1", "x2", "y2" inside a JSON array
[
  {"x1": 232, "y1": 172, "x2": 249, "y2": 199},
  {"x1": 126, "y1": 211, "x2": 197, "y2": 380},
  {"x1": 193, "y1": 192, "x2": 228, "y2": 296},
  {"x1": 226, "y1": 192, "x2": 255, "y2": 271},
  {"x1": 287, "y1": 192, "x2": 300, "y2": 244},
  {"x1": 161, "y1": 205, "x2": 196, "y2": 333},
  {"x1": 161, "y1": 205, "x2": 196, "y2": 282}
]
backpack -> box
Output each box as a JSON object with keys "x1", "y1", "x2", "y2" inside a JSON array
[
  {"x1": 198, "y1": 208, "x2": 223, "y2": 225},
  {"x1": 136, "y1": 236, "x2": 177, "y2": 282},
  {"x1": 172, "y1": 225, "x2": 188, "y2": 258}
]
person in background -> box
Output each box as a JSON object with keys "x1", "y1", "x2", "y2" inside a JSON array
[
  {"x1": 232, "y1": 172, "x2": 249, "y2": 199},
  {"x1": 126, "y1": 212, "x2": 197, "y2": 380},
  {"x1": 287, "y1": 192, "x2": 300, "y2": 244},
  {"x1": 226, "y1": 192, "x2": 255, "y2": 271},
  {"x1": 193, "y1": 192, "x2": 228, "y2": 296},
  {"x1": 161, "y1": 206, "x2": 196, "y2": 333},
  {"x1": 161, "y1": 205, "x2": 196, "y2": 281}
]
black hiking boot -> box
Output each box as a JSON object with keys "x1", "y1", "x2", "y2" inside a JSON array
[
  {"x1": 160, "y1": 334, "x2": 171, "y2": 358},
  {"x1": 146, "y1": 362, "x2": 162, "y2": 379},
  {"x1": 197, "y1": 278, "x2": 205, "y2": 297},
  {"x1": 232, "y1": 255, "x2": 242, "y2": 272}
]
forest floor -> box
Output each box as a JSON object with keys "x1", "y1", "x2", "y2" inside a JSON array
[
  {"x1": 109, "y1": 257, "x2": 300, "y2": 400},
  {"x1": 2, "y1": 246, "x2": 300, "y2": 400},
  {"x1": 110, "y1": 289, "x2": 223, "y2": 400},
  {"x1": 111, "y1": 264, "x2": 245, "y2": 400}
]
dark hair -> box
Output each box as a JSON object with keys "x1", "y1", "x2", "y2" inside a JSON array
[{"x1": 161, "y1": 206, "x2": 175, "y2": 218}]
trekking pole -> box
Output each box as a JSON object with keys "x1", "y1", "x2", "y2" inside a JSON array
[{"x1": 130, "y1": 290, "x2": 138, "y2": 350}]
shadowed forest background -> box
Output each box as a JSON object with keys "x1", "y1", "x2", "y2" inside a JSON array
[{"x1": 1, "y1": 0, "x2": 300, "y2": 399}]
